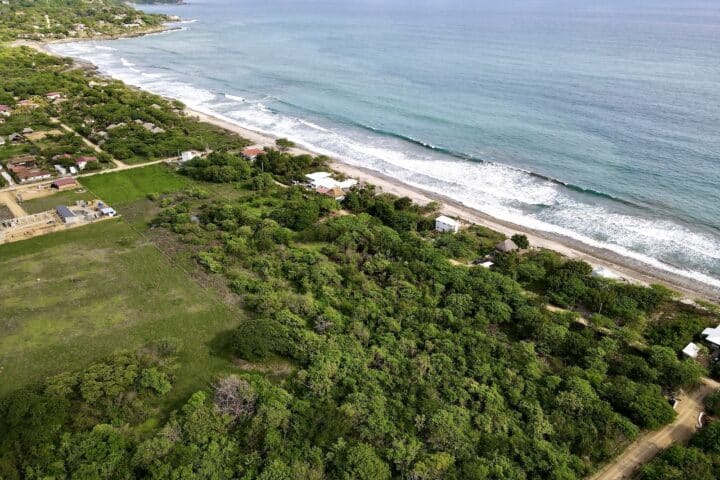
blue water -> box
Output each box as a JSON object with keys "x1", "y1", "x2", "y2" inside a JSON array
[{"x1": 51, "y1": 0, "x2": 720, "y2": 288}]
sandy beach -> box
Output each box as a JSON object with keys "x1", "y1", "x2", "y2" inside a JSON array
[
  {"x1": 11, "y1": 39, "x2": 720, "y2": 302},
  {"x1": 186, "y1": 108, "x2": 719, "y2": 302}
]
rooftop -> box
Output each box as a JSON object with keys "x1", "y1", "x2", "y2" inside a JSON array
[{"x1": 436, "y1": 215, "x2": 459, "y2": 226}]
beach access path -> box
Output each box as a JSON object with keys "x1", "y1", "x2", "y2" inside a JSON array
[{"x1": 589, "y1": 377, "x2": 720, "y2": 480}]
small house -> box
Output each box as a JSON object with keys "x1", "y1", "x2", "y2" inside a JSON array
[
  {"x1": 69, "y1": 166, "x2": 78, "y2": 175},
  {"x1": 682, "y1": 342, "x2": 700, "y2": 359},
  {"x1": 241, "y1": 147, "x2": 264, "y2": 160},
  {"x1": 22, "y1": 127, "x2": 34, "y2": 135},
  {"x1": 0, "y1": 104, "x2": 10, "y2": 117},
  {"x1": 75, "y1": 156, "x2": 97, "y2": 170},
  {"x1": 100, "y1": 207, "x2": 117, "y2": 217},
  {"x1": 701, "y1": 325, "x2": 720, "y2": 349},
  {"x1": 0, "y1": 136, "x2": 5, "y2": 146},
  {"x1": 52, "y1": 178, "x2": 79, "y2": 190},
  {"x1": 9, "y1": 133, "x2": 24, "y2": 143},
  {"x1": 45, "y1": 92, "x2": 64, "y2": 101},
  {"x1": 53, "y1": 164, "x2": 67, "y2": 175},
  {"x1": 56, "y1": 205, "x2": 79, "y2": 224},
  {"x1": 181, "y1": 150, "x2": 202, "y2": 162},
  {"x1": 306, "y1": 172, "x2": 332, "y2": 186},
  {"x1": 592, "y1": 266, "x2": 623, "y2": 280},
  {"x1": 495, "y1": 239, "x2": 519, "y2": 253},
  {"x1": 435, "y1": 215, "x2": 460, "y2": 233},
  {"x1": 17, "y1": 100, "x2": 39, "y2": 109}
]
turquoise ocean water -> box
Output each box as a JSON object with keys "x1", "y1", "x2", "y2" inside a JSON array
[{"x1": 51, "y1": 0, "x2": 720, "y2": 288}]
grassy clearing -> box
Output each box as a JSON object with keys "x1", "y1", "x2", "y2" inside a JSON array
[
  {"x1": 80, "y1": 164, "x2": 188, "y2": 205},
  {"x1": 0, "y1": 218, "x2": 243, "y2": 406},
  {"x1": 20, "y1": 189, "x2": 96, "y2": 214}
]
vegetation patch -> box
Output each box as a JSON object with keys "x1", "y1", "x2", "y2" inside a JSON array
[
  {"x1": 80, "y1": 164, "x2": 189, "y2": 205},
  {"x1": 0, "y1": 219, "x2": 242, "y2": 403}
]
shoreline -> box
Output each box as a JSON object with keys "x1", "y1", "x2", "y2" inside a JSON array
[
  {"x1": 9, "y1": 35, "x2": 720, "y2": 302},
  {"x1": 186, "y1": 108, "x2": 720, "y2": 302}
]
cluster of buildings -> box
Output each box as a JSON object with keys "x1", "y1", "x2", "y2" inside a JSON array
[
  {"x1": 5, "y1": 156, "x2": 52, "y2": 184},
  {"x1": 682, "y1": 324, "x2": 720, "y2": 361},
  {"x1": 305, "y1": 172, "x2": 358, "y2": 200}
]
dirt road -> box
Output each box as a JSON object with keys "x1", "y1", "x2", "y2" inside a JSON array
[
  {"x1": 589, "y1": 377, "x2": 720, "y2": 480},
  {"x1": 0, "y1": 191, "x2": 28, "y2": 218}
]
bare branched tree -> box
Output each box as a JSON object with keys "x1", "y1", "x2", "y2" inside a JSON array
[{"x1": 213, "y1": 375, "x2": 257, "y2": 418}]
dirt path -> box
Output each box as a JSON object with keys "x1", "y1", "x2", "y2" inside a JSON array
[
  {"x1": 0, "y1": 191, "x2": 28, "y2": 218},
  {"x1": 589, "y1": 377, "x2": 720, "y2": 480}
]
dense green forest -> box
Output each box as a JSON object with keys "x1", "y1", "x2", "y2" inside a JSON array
[{"x1": 1, "y1": 3, "x2": 719, "y2": 479}]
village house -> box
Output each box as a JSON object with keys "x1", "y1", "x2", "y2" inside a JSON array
[
  {"x1": 9, "y1": 165, "x2": 52, "y2": 183},
  {"x1": 17, "y1": 100, "x2": 39, "y2": 109},
  {"x1": 45, "y1": 92, "x2": 65, "y2": 101},
  {"x1": 241, "y1": 147, "x2": 264, "y2": 161},
  {"x1": 682, "y1": 342, "x2": 700, "y2": 359},
  {"x1": 316, "y1": 186, "x2": 346, "y2": 201},
  {"x1": 495, "y1": 239, "x2": 519, "y2": 253},
  {"x1": 0, "y1": 136, "x2": 5, "y2": 146},
  {"x1": 0, "y1": 104, "x2": 10, "y2": 117},
  {"x1": 52, "y1": 177, "x2": 79, "y2": 191},
  {"x1": 75, "y1": 156, "x2": 98, "y2": 170},
  {"x1": 53, "y1": 164, "x2": 67, "y2": 175},
  {"x1": 181, "y1": 150, "x2": 203, "y2": 162},
  {"x1": 9, "y1": 133, "x2": 24, "y2": 143},
  {"x1": 22, "y1": 127, "x2": 34, "y2": 135},
  {"x1": 56, "y1": 205, "x2": 79, "y2": 225},
  {"x1": 435, "y1": 215, "x2": 460, "y2": 233},
  {"x1": 701, "y1": 325, "x2": 720, "y2": 349}
]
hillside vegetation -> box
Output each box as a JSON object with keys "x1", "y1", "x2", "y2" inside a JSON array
[{"x1": 1, "y1": 4, "x2": 719, "y2": 480}]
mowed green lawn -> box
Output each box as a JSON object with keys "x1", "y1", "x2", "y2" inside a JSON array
[
  {"x1": 0, "y1": 219, "x2": 242, "y2": 404},
  {"x1": 80, "y1": 164, "x2": 189, "y2": 205}
]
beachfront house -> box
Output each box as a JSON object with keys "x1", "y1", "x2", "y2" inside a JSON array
[
  {"x1": 701, "y1": 325, "x2": 720, "y2": 349},
  {"x1": 241, "y1": 147, "x2": 264, "y2": 161},
  {"x1": 592, "y1": 266, "x2": 624, "y2": 281},
  {"x1": 306, "y1": 172, "x2": 358, "y2": 191},
  {"x1": 435, "y1": 215, "x2": 460, "y2": 233},
  {"x1": 495, "y1": 239, "x2": 519, "y2": 253},
  {"x1": 682, "y1": 342, "x2": 700, "y2": 359}
]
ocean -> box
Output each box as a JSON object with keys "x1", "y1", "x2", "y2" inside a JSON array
[{"x1": 49, "y1": 0, "x2": 720, "y2": 289}]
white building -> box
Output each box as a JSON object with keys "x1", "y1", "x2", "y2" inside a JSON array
[
  {"x1": 306, "y1": 172, "x2": 332, "y2": 186},
  {"x1": 53, "y1": 164, "x2": 67, "y2": 175},
  {"x1": 181, "y1": 150, "x2": 202, "y2": 162},
  {"x1": 100, "y1": 207, "x2": 117, "y2": 217},
  {"x1": 592, "y1": 266, "x2": 623, "y2": 280},
  {"x1": 682, "y1": 342, "x2": 700, "y2": 359},
  {"x1": 701, "y1": 325, "x2": 720, "y2": 348},
  {"x1": 306, "y1": 172, "x2": 358, "y2": 191},
  {"x1": 435, "y1": 215, "x2": 460, "y2": 233}
]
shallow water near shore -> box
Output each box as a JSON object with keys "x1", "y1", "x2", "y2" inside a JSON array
[{"x1": 50, "y1": 0, "x2": 720, "y2": 289}]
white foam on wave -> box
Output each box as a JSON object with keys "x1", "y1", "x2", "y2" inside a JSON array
[
  {"x1": 224, "y1": 94, "x2": 246, "y2": 103},
  {"x1": 46, "y1": 40, "x2": 720, "y2": 289}
]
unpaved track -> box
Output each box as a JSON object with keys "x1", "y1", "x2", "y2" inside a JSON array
[
  {"x1": 589, "y1": 377, "x2": 720, "y2": 480},
  {"x1": 0, "y1": 191, "x2": 28, "y2": 217}
]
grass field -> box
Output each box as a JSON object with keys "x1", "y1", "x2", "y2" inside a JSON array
[
  {"x1": 0, "y1": 219, "x2": 243, "y2": 405},
  {"x1": 21, "y1": 189, "x2": 96, "y2": 214},
  {"x1": 80, "y1": 164, "x2": 189, "y2": 205}
]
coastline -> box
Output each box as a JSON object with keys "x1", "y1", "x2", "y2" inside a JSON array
[
  {"x1": 186, "y1": 108, "x2": 720, "y2": 302},
  {"x1": 11, "y1": 35, "x2": 720, "y2": 302}
]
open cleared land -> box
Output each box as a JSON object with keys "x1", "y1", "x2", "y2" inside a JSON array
[
  {"x1": 0, "y1": 218, "x2": 243, "y2": 404},
  {"x1": 79, "y1": 164, "x2": 189, "y2": 205},
  {"x1": 20, "y1": 188, "x2": 95, "y2": 214}
]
